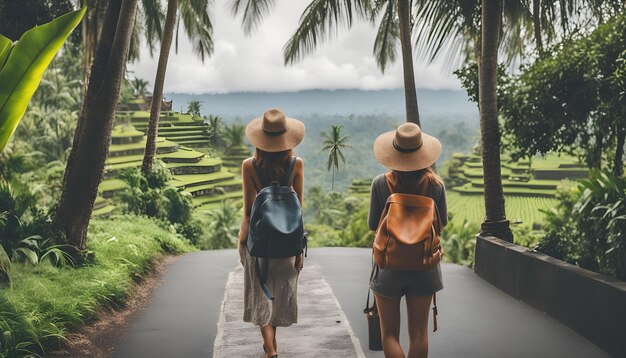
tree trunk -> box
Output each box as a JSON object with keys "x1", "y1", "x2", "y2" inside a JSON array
[
  {"x1": 397, "y1": 0, "x2": 420, "y2": 125},
  {"x1": 142, "y1": 0, "x2": 178, "y2": 173},
  {"x1": 614, "y1": 124, "x2": 625, "y2": 177},
  {"x1": 55, "y1": 0, "x2": 138, "y2": 252},
  {"x1": 332, "y1": 165, "x2": 335, "y2": 192},
  {"x1": 478, "y1": 0, "x2": 512, "y2": 242},
  {"x1": 532, "y1": 0, "x2": 543, "y2": 54}
]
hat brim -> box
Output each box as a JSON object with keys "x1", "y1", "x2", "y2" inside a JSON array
[
  {"x1": 373, "y1": 130, "x2": 442, "y2": 171},
  {"x1": 245, "y1": 117, "x2": 305, "y2": 152}
]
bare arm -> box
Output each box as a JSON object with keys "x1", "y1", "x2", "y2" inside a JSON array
[{"x1": 238, "y1": 159, "x2": 257, "y2": 244}]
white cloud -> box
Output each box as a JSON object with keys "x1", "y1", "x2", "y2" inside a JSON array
[{"x1": 128, "y1": 0, "x2": 461, "y2": 94}]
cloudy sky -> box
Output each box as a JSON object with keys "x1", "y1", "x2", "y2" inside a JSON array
[{"x1": 128, "y1": 0, "x2": 461, "y2": 94}]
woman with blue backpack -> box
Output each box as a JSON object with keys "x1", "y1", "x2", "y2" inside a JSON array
[
  {"x1": 367, "y1": 122, "x2": 448, "y2": 358},
  {"x1": 237, "y1": 109, "x2": 306, "y2": 358}
]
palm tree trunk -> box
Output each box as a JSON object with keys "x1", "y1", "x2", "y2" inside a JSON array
[
  {"x1": 478, "y1": 0, "x2": 512, "y2": 242},
  {"x1": 55, "y1": 0, "x2": 138, "y2": 253},
  {"x1": 532, "y1": 0, "x2": 543, "y2": 54},
  {"x1": 331, "y1": 166, "x2": 335, "y2": 191},
  {"x1": 397, "y1": 0, "x2": 420, "y2": 126},
  {"x1": 142, "y1": 0, "x2": 178, "y2": 173}
]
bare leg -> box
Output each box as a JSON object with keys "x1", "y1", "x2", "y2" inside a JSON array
[
  {"x1": 272, "y1": 326, "x2": 277, "y2": 353},
  {"x1": 375, "y1": 293, "x2": 405, "y2": 358},
  {"x1": 260, "y1": 325, "x2": 277, "y2": 357},
  {"x1": 406, "y1": 295, "x2": 432, "y2": 358}
]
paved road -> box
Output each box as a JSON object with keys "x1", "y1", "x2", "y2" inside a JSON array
[{"x1": 113, "y1": 248, "x2": 611, "y2": 358}]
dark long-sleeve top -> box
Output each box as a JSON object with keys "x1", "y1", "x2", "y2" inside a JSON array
[{"x1": 368, "y1": 173, "x2": 448, "y2": 231}]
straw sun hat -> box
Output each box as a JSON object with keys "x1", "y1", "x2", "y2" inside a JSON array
[
  {"x1": 245, "y1": 109, "x2": 305, "y2": 152},
  {"x1": 374, "y1": 123, "x2": 442, "y2": 171}
]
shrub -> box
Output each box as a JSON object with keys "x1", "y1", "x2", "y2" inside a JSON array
[
  {"x1": 441, "y1": 219, "x2": 479, "y2": 267},
  {"x1": 538, "y1": 170, "x2": 626, "y2": 280}
]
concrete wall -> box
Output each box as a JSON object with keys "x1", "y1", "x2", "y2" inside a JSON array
[{"x1": 474, "y1": 236, "x2": 626, "y2": 357}]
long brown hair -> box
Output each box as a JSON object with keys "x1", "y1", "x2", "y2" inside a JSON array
[
  {"x1": 390, "y1": 167, "x2": 443, "y2": 194},
  {"x1": 254, "y1": 148, "x2": 293, "y2": 184}
]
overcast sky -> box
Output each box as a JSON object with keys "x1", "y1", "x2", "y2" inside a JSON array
[{"x1": 128, "y1": 0, "x2": 461, "y2": 94}]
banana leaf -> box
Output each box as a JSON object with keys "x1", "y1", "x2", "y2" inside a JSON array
[{"x1": 0, "y1": 7, "x2": 86, "y2": 152}]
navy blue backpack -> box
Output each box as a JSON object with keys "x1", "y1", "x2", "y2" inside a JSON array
[{"x1": 247, "y1": 156, "x2": 307, "y2": 299}]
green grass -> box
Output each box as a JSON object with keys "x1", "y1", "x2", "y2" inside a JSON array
[
  {"x1": 446, "y1": 191, "x2": 558, "y2": 228},
  {"x1": 0, "y1": 216, "x2": 195, "y2": 357},
  {"x1": 165, "y1": 157, "x2": 221, "y2": 169},
  {"x1": 169, "y1": 170, "x2": 235, "y2": 187}
]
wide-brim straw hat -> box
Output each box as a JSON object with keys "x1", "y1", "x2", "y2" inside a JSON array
[
  {"x1": 246, "y1": 109, "x2": 305, "y2": 152},
  {"x1": 374, "y1": 123, "x2": 442, "y2": 171}
]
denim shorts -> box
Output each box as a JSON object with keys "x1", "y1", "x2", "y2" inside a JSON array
[{"x1": 370, "y1": 263, "x2": 443, "y2": 298}]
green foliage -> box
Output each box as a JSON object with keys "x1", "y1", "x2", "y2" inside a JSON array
[
  {"x1": 187, "y1": 100, "x2": 202, "y2": 117},
  {"x1": 0, "y1": 215, "x2": 194, "y2": 357},
  {"x1": 441, "y1": 219, "x2": 478, "y2": 267},
  {"x1": 223, "y1": 124, "x2": 246, "y2": 148},
  {"x1": 205, "y1": 115, "x2": 224, "y2": 150},
  {"x1": 0, "y1": 8, "x2": 85, "y2": 152},
  {"x1": 198, "y1": 202, "x2": 241, "y2": 249},
  {"x1": 119, "y1": 167, "x2": 193, "y2": 227},
  {"x1": 453, "y1": 62, "x2": 512, "y2": 109},
  {"x1": 131, "y1": 77, "x2": 150, "y2": 97},
  {"x1": 500, "y1": 13, "x2": 626, "y2": 172},
  {"x1": 304, "y1": 187, "x2": 372, "y2": 247},
  {"x1": 538, "y1": 170, "x2": 626, "y2": 280},
  {"x1": 321, "y1": 124, "x2": 350, "y2": 191}
]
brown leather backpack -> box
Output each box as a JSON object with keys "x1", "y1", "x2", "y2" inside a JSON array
[{"x1": 373, "y1": 173, "x2": 444, "y2": 270}]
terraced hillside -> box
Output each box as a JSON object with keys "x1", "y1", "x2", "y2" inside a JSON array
[
  {"x1": 446, "y1": 151, "x2": 587, "y2": 197},
  {"x1": 93, "y1": 111, "x2": 244, "y2": 217}
]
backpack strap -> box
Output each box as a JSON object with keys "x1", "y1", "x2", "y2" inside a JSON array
[
  {"x1": 432, "y1": 293, "x2": 438, "y2": 332},
  {"x1": 282, "y1": 156, "x2": 297, "y2": 186},
  {"x1": 255, "y1": 256, "x2": 274, "y2": 300}
]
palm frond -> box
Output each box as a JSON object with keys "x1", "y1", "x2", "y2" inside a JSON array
[
  {"x1": 179, "y1": 0, "x2": 215, "y2": 62},
  {"x1": 141, "y1": 0, "x2": 165, "y2": 55},
  {"x1": 372, "y1": 0, "x2": 399, "y2": 72},
  {"x1": 230, "y1": 0, "x2": 277, "y2": 35},
  {"x1": 284, "y1": 0, "x2": 370, "y2": 65}
]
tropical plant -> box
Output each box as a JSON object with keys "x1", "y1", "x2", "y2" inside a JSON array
[
  {"x1": 187, "y1": 100, "x2": 203, "y2": 117},
  {"x1": 321, "y1": 125, "x2": 350, "y2": 191},
  {"x1": 141, "y1": 0, "x2": 214, "y2": 173},
  {"x1": 538, "y1": 170, "x2": 626, "y2": 280},
  {"x1": 200, "y1": 201, "x2": 242, "y2": 249},
  {"x1": 441, "y1": 219, "x2": 479, "y2": 267},
  {"x1": 0, "y1": 8, "x2": 85, "y2": 153},
  {"x1": 131, "y1": 77, "x2": 150, "y2": 97},
  {"x1": 118, "y1": 167, "x2": 194, "y2": 226},
  {"x1": 205, "y1": 115, "x2": 224, "y2": 150},
  {"x1": 55, "y1": 0, "x2": 138, "y2": 253},
  {"x1": 223, "y1": 124, "x2": 246, "y2": 148}
]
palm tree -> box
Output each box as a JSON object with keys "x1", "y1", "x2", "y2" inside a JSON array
[
  {"x1": 141, "y1": 0, "x2": 214, "y2": 173},
  {"x1": 478, "y1": 0, "x2": 512, "y2": 241},
  {"x1": 223, "y1": 124, "x2": 246, "y2": 148},
  {"x1": 81, "y1": 0, "x2": 164, "y2": 89},
  {"x1": 205, "y1": 115, "x2": 223, "y2": 150},
  {"x1": 187, "y1": 100, "x2": 202, "y2": 117},
  {"x1": 131, "y1": 77, "x2": 150, "y2": 97},
  {"x1": 285, "y1": 0, "x2": 426, "y2": 124},
  {"x1": 56, "y1": 0, "x2": 138, "y2": 253},
  {"x1": 321, "y1": 125, "x2": 350, "y2": 191},
  {"x1": 205, "y1": 201, "x2": 241, "y2": 249}
]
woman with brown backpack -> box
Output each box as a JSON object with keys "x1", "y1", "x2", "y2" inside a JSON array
[{"x1": 368, "y1": 122, "x2": 448, "y2": 358}]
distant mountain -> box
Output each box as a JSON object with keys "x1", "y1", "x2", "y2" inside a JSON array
[{"x1": 165, "y1": 88, "x2": 478, "y2": 119}]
